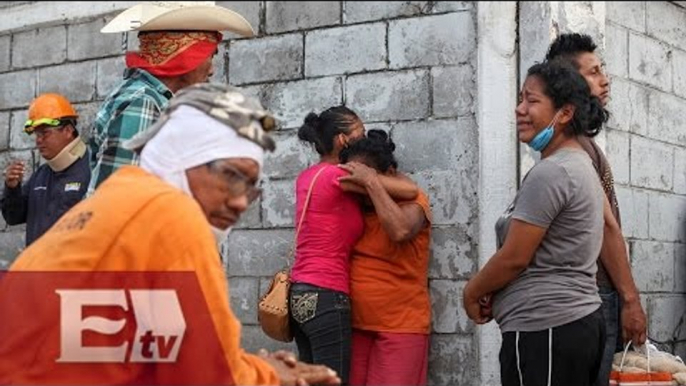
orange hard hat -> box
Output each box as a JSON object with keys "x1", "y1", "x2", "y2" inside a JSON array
[{"x1": 25, "y1": 93, "x2": 78, "y2": 130}]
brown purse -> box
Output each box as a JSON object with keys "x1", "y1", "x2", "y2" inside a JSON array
[{"x1": 257, "y1": 166, "x2": 327, "y2": 342}]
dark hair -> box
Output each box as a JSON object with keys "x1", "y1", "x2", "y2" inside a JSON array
[
  {"x1": 297, "y1": 106, "x2": 360, "y2": 155},
  {"x1": 339, "y1": 129, "x2": 398, "y2": 173},
  {"x1": 545, "y1": 33, "x2": 597, "y2": 69},
  {"x1": 526, "y1": 61, "x2": 608, "y2": 137}
]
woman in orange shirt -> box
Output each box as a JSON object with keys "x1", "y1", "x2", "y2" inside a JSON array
[{"x1": 338, "y1": 130, "x2": 432, "y2": 386}]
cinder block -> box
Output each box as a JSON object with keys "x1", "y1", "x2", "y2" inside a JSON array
[
  {"x1": 11, "y1": 26, "x2": 66, "y2": 69},
  {"x1": 605, "y1": 128, "x2": 630, "y2": 185},
  {"x1": 0, "y1": 112, "x2": 10, "y2": 151},
  {"x1": 615, "y1": 186, "x2": 649, "y2": 239},
  {"x1": 606, "y1": 78, "x2": 648, "y2": 136},
  {"x1": 226, "y1": 229, "x2": 295, "y2": 276},
  {"x1": 9, "y1": 110, "x2": 33, "y2": 151},
  {"x1": 647, "y1": 295, "x2": 686, "y2": 342},
  {"x1": 674, "y1": 147, "x2": 686, "y2": 195},
  {"x1": 67, "y1": 17, "x2": 121, "y2": 61},
  {"x1": 675, "y1": 243, "x2": 686, "y2": 292},
  {"x1": 234, "y1": 197, "x2": 262, "y2": 229},
  {"x1": 210, "y1": 42, "x2": 229, "y2": 84},
  {"x1": 647, "y1": 90, "x2": 686, "y2": 147},
  {"x1": 261, "y1": 178, "x2": 296, "y2": 228},
  {"x1": 70, "y1": 102, "x2": 100, "y2": 144},
  {"x1": 389, "y1": 12, "x2": 475, "y2": 68},
  {"x1": 629, "y1": 33, "x2": 672, "y2": 93},
  {"x1": 346, "y1": 70, "x2": 430, "y2": 122},
  {"x1": 647, "y1": 2, "x2": 686, "y2": 52},
  {"x1": 432, "y1": 65, "x2": 474, "y2": 118},
  {"x1": 431, "y1": 1, "x2": 472, "y2": 13},
  {"x1": 0, "y1": 35, "x2": 10, "y2": 72},
  {"x1": 39, "y1": 61, "x2": 96, "y2": 103},
  {"x1": 411, "y1": 169, "x2": 478, "y2": 226},
  {"x1": 229, "y1": 33, "x2": 303, "y2": 85},
  {"x1": 649, "y1": 193, "x2": 686, "y2": 243},
  {"x1": 239, "y1": 325, "x2": 297, "y2": 354},
  {"x1": 674, "y1": 49, "x2": 686, "y2": 99},
  {"x1": 428, "y1": 334, "x2": 477, "y2": 386},
  {"x1": 630, "y1": 135, "x2": 673, "y2": 191},
  {"x1": 392, "y1": 118, "x2": 477, "y2": 173},
  {"x1": 429, "y1": 226, "x2": 477, "y2": 280},
  {"x1": 606, "y1": 24, "x2": 628, "y2": 78},
  {"x1": 631, "y1": 241, "x2": 675, "y2": 292},
  {"x1": 344, "y1": 2, "x2": 427, "y2": 23},
  {"x1": 263, "y1": 131, "x2": 318, "y2": 180},
  {"x1": 96, "y1": 56, "x2": 125, "y2": 99},
  {"x1": 0, "y1": 70, "x2": 35, "y2": 110},
  {"x1": 430, "y1": 280, "x2": 472, "y2": 334},
  {"x1": 266, "y1": 2, "x2": 340, "y2": 34},
  {"x1": 259, "y1": 76, "x2": 342, "y2": 129},
  {"x1": 305, "y1": 23, "x2": 386, "y2": 77},
  {"x1": 0, "y1": 231, "x2": 26, "y2": 268},
  {"x1": 607, "y1": 2, "x2": 646, "y2": 32},
  {"x1": 228, "y1": 277, "x2": 259, "y2": 324},
  {"x1": 216, "y1": 1, "x2": 262, "y2": 37}
]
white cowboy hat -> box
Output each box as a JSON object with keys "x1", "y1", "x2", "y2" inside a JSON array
[{"x1": 101, "y1": 1, "x2": 255, "y2": 37}]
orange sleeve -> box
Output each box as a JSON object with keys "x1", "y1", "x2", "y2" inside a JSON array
[{"x1": 398, "y1": 189, "x2": 432, "y2": 226}]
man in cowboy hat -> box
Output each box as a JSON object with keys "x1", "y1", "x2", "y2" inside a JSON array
[
  {"x1": 87, "y1": 1, "x2": 255, "y2": 193},
  {"x1": 1, "y1": 84, "x2": 340, "y2": 386},
  {"x1": 1, "y1": 93, "x2": 90, "y2": 246}
]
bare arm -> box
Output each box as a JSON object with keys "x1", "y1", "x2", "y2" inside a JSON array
[
  {"x1": 598, "y1": 194, "x2": 647, "y2": 345},
  {"x1": 339, "y1": 166, "x2": 418, "y2": 201}
]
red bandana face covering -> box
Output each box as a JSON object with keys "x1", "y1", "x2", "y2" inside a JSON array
[{"x1": 125, "y1": 31, "x2": 222, "y2": 77}]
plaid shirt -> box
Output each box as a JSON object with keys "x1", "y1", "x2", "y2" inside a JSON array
[{"x1": 87, "y1": 68, "x2": 172, "y2": 194}]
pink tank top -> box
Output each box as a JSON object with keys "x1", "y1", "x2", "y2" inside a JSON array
[{"x1": 290, "y1": 163, "x2": 364, "y2": 294}]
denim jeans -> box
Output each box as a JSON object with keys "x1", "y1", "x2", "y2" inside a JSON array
[
  {"x1": 593, "y1": 287, "x2": 622, "y2": 386},
  {"x1": 289, "y1": 283, "x2": 352, "y2": 385}
]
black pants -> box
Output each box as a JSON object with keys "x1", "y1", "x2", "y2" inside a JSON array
[
  {"x1": 289, "y1": 283, "x2": 352, "y2": 386},
  {"x1": 500, "y1": 308, "x2": 606, "y2": 386}
]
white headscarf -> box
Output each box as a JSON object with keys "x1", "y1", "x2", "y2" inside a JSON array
[{"x1": 139, "y1": 104, "x2": 265, "y2": 244}]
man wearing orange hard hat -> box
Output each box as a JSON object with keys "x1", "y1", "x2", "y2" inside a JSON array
[
  {"x1": 1, "y1": 93, "x2": 90, "y2": 246},
  {"x1": 88, "y1": 1, "x2": 255, "y2": 194}
]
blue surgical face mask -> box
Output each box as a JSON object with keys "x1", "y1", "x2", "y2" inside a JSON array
[{"x1": 527, "y1": 113, "x2": 560, "y2": 152}]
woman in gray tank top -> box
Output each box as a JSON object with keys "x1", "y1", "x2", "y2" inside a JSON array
[{"x1": 464, "y1": 61, "x2": 611, "y2": 386}]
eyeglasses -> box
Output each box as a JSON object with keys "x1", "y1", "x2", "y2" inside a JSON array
[{"x1": 206, "y1": 161, "x2": 262, "y2": 204}]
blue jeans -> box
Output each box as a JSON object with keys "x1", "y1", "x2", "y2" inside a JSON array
[
  {"x1": 289, "y1": 283, "x2": 352, "y2": 386},
  {"x1": 594, "y1": 287, "x2": 622, "y2": 386}
]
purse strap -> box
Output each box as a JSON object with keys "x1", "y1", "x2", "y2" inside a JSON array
[{"x1": 287, "y1": 165, "x2": 328, "y2": 267}]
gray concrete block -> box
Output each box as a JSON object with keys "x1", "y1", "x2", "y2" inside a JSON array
[
  {"x1": 630, "y1": 135, "x2": 673, "y2": 191},
  {"x1": 11, "y1": 26, "x2": 66, "y2": 69},
  {"x1": 229, "y1": 33, "x2": 303, "y2": 85},
  {"x1": 344, "y1": 2, "x2": 428, "y2": 24},
  {"x1": 228, "y1": 276, "x2": 259, "y2": 325},
  {"x1": 428, "y1": 334, "x2": 477, "y2": 386},
  {"x1": 649, "y1": 193, "x2": 686, "y2": 243},
  {"x1": 389, "y1": 12, "x2": 475, "y2": 69},
  {"x1": 675, "y1": 243, "x2": 686, "y2": 293},
  {"x1": 647, "y1": 90, "x2": 686, "y2": 147},
  {"x1": 266, "y1": 2, "x2": 340, "y2": 34},
  {"x1": 9, "y1": 109, "x2": 33, "y2": 151},
  {"x1": 240, "y1": 325, "x2": 297, "y2": 354},
  {"x1": 262, "y1": 179, "x2": 296, "y2": 228},
  {"x1": 607, "y1": 1, "x2": 646, "y2": 33},
  {"x1": 96, "y1": 56, "x2": 125, "y2": 99},
  {"x1": 259, "y1": 76, "x2": 343, "y2": 129},
  {"x1": 38, "y1": 61, "x2": 96, "y2": 103},
  {"x1": 216, "y1": 1, "x2": 262, "y2": 38},
  {"x1": 263, "y1": 131, "x2": 318, "y2": 180},
  {"x1": 0, "y1": 70, "x2": 35, "y2": 110},
  {"x1": 226, "y1": 229, "x2": 294, "y2": 276},
  {"x1": 0, "y1": 231, "x2": 25, "y2": 268},
  {"x1": 210, "y1": 42, "x2": 229, "y2": 84},
  {"x1": 432, "y1": 64, "x2": 474, "y2": 118},
  {"x1": 430, "y1": 280, "x2": 472, "y2": 334},
  {"x1": 605, "y1": 128, "x2": 630, "y2": 185},
  {"x1": 0, "y1": 150, "x2": 34, "y2": 179},
  {"x1": 615, "y1": 186, "x2": 649, "y2": 240},
  {"x1": 126, "y1": 31, "x2": 139, "y2": 52},
  {"x1": 647, "y1": 295, "x2": 686, "y2": 342},
  {"x1": 606, "y1": 77, "x2": 648, "y2": 136},
  {"x1": 392, "y1": 118, "x2": 477, "y2": 173},
  {"x1": 632, "y1": 241, "x2": 675, "y2": 292},
  {"x1": 70, "y1": 101, "x2": 100, "y2": 144},
  {"x1": 431, "y1": 1, "x2": 472, "y2": 13},
  {"x1": 363, "y1": 122, "x2": 392, "y2": 133},
  {"x1": 629, "y1": 33, "x2": 672, "y2": 93},
  {"x1": 346, "y1": 70, "x2": 430, "y2": 121},
  {"x1": 675, "y1": 147, "x2": 686, "y2": 195},
  {"x1": 647, "y1": 2, "x2": 686, "y2": 52},
  {"x1": 0, "y1": 35, "x2": 10, "y2": 72},
  {"x1": 605, "y1": 24, "x2": 628, "y2": 78},
  {"x1": 411, "y1": 169, "x2": 478, "y2": 226},
  {"x1": 305, "y1": 23, "x2": 386, "y2": 77},
  {"x1": 234, "y1": 197, "x2": 262, "y2": 229},
  {"x1": 67, "y1": 16, "x2": 121, "y2": 61},
  {"x1": 0, "y1": 112, "x2": 10, "y2": 151},
  {"x1": 674, "y1": 49, "x2": 686, "y2": 99},
  {"x1": 429, "y1": 226, "x2": 477, "y2": 280}
]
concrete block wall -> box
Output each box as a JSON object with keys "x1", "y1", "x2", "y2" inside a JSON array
[{"x1": 605, "y1": 1, "x2": 686, "y2": 358}]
